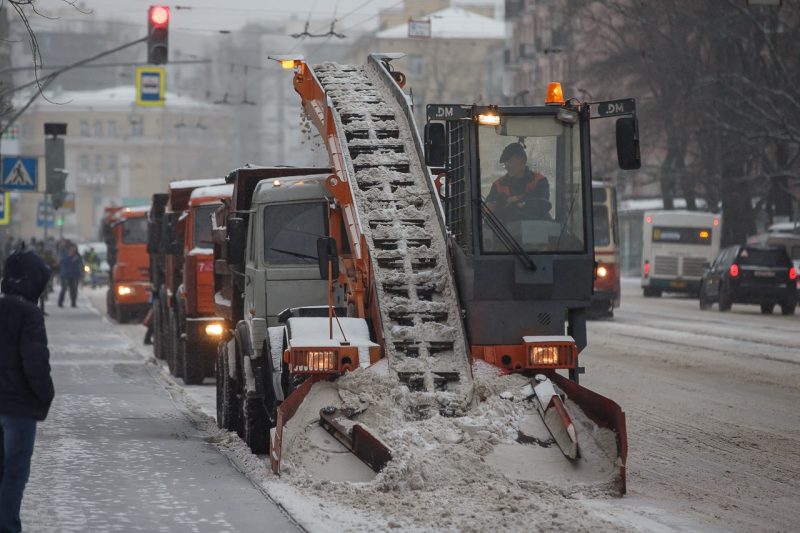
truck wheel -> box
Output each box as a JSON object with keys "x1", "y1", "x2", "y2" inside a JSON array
[
  {"x1": 167, "y1": 310, "x2": 179, "y2": 375},
  {"x1": 760, "y1": 303, "x2": 775, "y2": 314},
  {"x1": 183, "y1": 336, "x2": 205, "y2": 385},
  {"x1": 172, "y1": 312, "x2": 186, "y2": 380},
  {"x1": 158, "y1": 295, "x2": 171, "y2": 363},
  {"x1": 780, "y1": 302, "x2": 796, "y2": 316},
  {"x1": 241, "y1": 393, "x2": 269, "y2": 455},
  {"x1": 116, "y1": 305, "x2": 127, "y2": 324},
  {"x1": 152, "y1": 303, "x2": 163, "y2": 359},
  {"x1": 106, "y1": 289, "x2": 116, "y2": 318},
  {"x1": 217, "y1": 341, "x2": 241, "y2": 433}
]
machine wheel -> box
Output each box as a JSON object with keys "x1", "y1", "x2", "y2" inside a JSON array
[
  {"x1": 760, "y1": 303, "x2": 775, "y2": 314},
  {"x1": 183, "y1": 336, "x2": 205, "y2": 385},
  {"x1": 217, "y1": 341, "x2": 241, "y2": 433},
  {"x1": 780, "y1": 301, "x2": 796, "y2": 316},
  {"x1": 718, "y1": 285, "x2": 732, "y2": 312},
  {"x1": 241, "y1": 392, "x2": 269, "y2": 455},
  {"x1": 643, "y1": 287, "x2": 662, "y2": 298}
]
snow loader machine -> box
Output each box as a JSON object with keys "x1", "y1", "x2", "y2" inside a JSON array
[{"x1": 220, "y1": 54, "x2": 638, "y2": 493}]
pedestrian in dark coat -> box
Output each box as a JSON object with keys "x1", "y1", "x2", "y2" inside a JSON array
[
  {"x1": 0, "y1": 248, "x2": 54, "y2": 533},
  {"x1": 57, "y1": 243, "x2": 83, "y2": 308}
]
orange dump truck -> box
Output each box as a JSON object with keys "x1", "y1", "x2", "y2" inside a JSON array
[
  {"x1": 148, "y1": 178, "x2": 228, "y2": 384},
  {"x1": 102, "y1": 205, "x2": 151, "y2": 322}
]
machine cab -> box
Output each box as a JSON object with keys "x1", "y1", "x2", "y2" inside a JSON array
[{"x1": 425, "y1": 92, "x2": 639, "y2": 373}]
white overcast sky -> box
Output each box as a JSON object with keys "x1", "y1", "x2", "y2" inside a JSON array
[{"x1": 33, "y1": 0, "x2": 408, "y2": 34}]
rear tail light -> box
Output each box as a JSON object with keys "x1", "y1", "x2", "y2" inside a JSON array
[
  {"x1": 643, "y1": 261, "x2": 650, "y2": 277},
  {"x1": 790, "y1": 267, "x2": 797, "y2": 281},
  {"x1": 596, "y1": 264, "x2": 608, "y2": 279},
  {"x1": 729, "y1": 264, "x2": 739, "y2": 278}
]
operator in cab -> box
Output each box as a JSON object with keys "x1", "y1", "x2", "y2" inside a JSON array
[{"x1": 486, "y1": 142, "x2": 551, "y2": 222}]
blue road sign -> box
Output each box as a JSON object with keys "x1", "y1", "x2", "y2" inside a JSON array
[
  {"x1": 2, "y1": 157, "x2": 38, "y2": 191},
  {"x1": 37, "y1": 200, "x2": 55, "y2": 228}
]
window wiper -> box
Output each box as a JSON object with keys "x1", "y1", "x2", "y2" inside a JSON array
[
  {"x1": 270, "y1": 248, "x2": 317, "y2": 262},
  {"x1": 480, "y1": 199, "x2": 537, "y2": 271}
]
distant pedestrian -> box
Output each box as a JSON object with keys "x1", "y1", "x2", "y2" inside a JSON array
[
  {"x1": 0, "y1": 248, "x2": 55, "y2": 533},
  {"x1": 57, "y1": 244, "x2": 83, "y2": 308}
]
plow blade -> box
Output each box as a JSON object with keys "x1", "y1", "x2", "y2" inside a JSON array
[
  {"x1": 532, "y1": 376, "x2": 578, "y2": 460},
  {"x1": 544, "y1": 370, "x2": 628, "y2": 493},
  {"x1": 270, "y1": 377, "x2": 322, "y2": 475},
  {"x1": 319, "y1": 407, "x2": 392, "y2": 472}
]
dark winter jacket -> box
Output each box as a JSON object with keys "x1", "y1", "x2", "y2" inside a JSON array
[
  {"x1": 0, "y1": 249, "x2": 55, "y2": 421},
  {"x1": 59, "y1": 251, "x2": 84, "y2": 280}
]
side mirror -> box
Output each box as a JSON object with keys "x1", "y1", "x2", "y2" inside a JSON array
[
  {"x1": 226, "y1": 217, "x2": 247, "y2": 265},
  {"x1": 616, "y1": 117, "x2": 641, "y2": 170},
  {"x1": 316, "y1": 237, "x2": 339, "y2": 280},
  {"x1": 424, "y1": 122, "x2": 446, "y2": 168}
]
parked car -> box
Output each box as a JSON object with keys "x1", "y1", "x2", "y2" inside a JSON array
[
  {"x1": 77, "y1": 242, "x2": 110, "y2": 287},
  {"x1": 699, "y1": 244, "x2": 797, "y2": 314}
]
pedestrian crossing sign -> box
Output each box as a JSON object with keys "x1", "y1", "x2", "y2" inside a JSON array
[
  {"x1": 0, "y1": 192, "x2": 9, "y2": 225},
  {"x1": 1, "y1": 156, "x2": 38, "y2": 191}
]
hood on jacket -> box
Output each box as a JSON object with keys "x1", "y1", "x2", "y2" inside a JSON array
[{"x1": 1, "y1": 249, "x2": 52, "y2": 302}]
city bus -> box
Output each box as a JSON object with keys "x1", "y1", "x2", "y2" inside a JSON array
[
  {"x1": 591, "y1": 181, "x2": 620, "y2": 316},
  {"x1": 641, "y1": 210, "x2": 721, "y2": 297}
]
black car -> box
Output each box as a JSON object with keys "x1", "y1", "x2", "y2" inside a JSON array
[{"x1": 699, "y1": 244, "x2": 797, "y2": 314}]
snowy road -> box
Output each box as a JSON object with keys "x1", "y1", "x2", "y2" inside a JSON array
[
  {"x1": 27, "y1": 282, "x2": 799, "y2": 532},
  {"x1": 21, "y1": 291, "x2": 298, "y2": 533},
  {"x1": 581, "y1": 278, "x2": 800, "y2": 532}
]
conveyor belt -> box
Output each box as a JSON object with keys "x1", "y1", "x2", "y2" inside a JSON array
[{"x1": 313, "y1": 62, "x2": 473, "y2": 415}]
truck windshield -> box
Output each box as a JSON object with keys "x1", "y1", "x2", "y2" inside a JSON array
[
  {"x1": 121, "y1": 217, "x2": 148, "y2": 244},
  {"x1": 193, "y1": 204, "x2": 217, "y2": 249},
  {"x1": 263, "y1": 202, "x2": 327, "y2": 265},
  {"x1": 478, "y1": 115, "x2": 585, "y2": 254}
]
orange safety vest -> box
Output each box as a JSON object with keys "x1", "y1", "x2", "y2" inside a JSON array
[{"x1": 494, "y1": 171, "x2": 546, "y2": 204}]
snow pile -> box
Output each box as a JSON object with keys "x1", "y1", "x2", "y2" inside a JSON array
[{"x1": 273, "y1": 366, "x2": 623, "y2": 531}]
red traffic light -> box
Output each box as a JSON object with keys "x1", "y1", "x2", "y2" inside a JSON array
[{"x1": 149, "y1": 6, "x2": 169, "y2": 26}]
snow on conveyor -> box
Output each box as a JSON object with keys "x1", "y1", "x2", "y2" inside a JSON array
[{"x1": 313, "y1": 62, "x2": 473, "y2": 415}]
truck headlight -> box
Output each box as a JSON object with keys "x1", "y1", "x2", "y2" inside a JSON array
[
  {"x1": 292, "y1": 349, "x2": 338, "y2": 373},
  {"x1": 117, "y1": 285, "x2": 132, "y2": 296},
  {"x1": 204, "y1": 323, "x2": 224, "y2": 337}
]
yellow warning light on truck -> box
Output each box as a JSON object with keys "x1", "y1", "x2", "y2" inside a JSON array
[{"x1": 545, "y1": 82, "x2": 565, "y2": 105}]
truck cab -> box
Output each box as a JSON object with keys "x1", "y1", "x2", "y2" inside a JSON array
[
  {"x1": 173, "y1": 184, "x2": 233, "y2": 384},
  {"x1": 104, "y1": 205, "x2": 151, "y2": 322},
  {"x1": 213, "y1": 166, "x2": 346, "y2": 453}
]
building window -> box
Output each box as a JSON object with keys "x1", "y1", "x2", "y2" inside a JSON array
[
  {"x1": 108, "y1": 154, "x2": 118, "y2": 178},
  {"x1": 93, "y1": 120, "x2": 102, "y2": 137},
  {"x1": 407, "y1": 55, "x2": 425, "y2": 77},
  {"x1": 95, "y1": 154, "x2": 103, "y2": 173},
  {"x1": 130, "y1": 118, "x2": 144, "y2": 137},
  {"x1": 107, "y1": 120, "x2": 117, "y2": 138},
  {"x1": 80, "y1": 121, "x2": 89, "y2": 137}
]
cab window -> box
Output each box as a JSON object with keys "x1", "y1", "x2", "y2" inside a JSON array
[
  {"x1": 121, "y1": 217, "x2": 148, "y2": 244},
  {"x1": 263, "y1": 202, "x2": 327, "y2": 265}
]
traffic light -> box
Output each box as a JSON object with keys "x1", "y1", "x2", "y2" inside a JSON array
[
  {"x1": 147, "y1": 5, "x2": 169, "y2": 65},
  {"x1": 49, "y1": 169, "x2": 68, "y2": 210}
]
